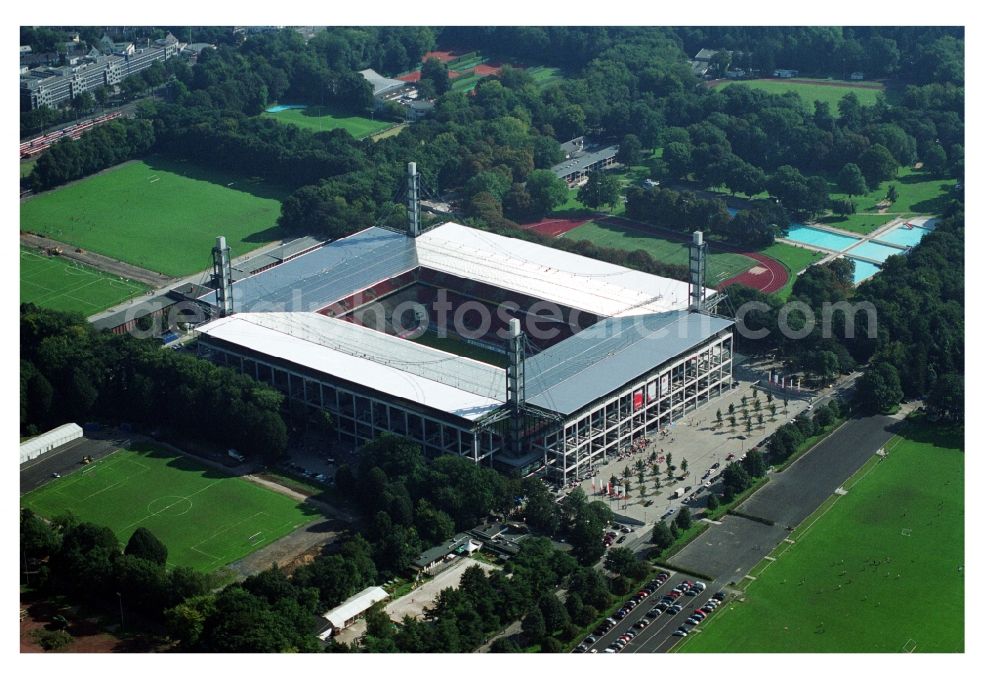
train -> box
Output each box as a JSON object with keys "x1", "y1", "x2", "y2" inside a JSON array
[{"x1": 19, "y1": 110, "x2": 125, "y2": 159}]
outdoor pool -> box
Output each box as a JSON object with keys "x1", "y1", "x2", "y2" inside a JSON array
[
  {"x1": 849, "y1": 257, "x2": 882, "y2": 285},
  {"x1": 874, "y1": 222, "x2": 934, "y2": 248},
  {"x1": 265, "y1": 104, "x2": 307, "y2": 113},
  {"x1": 784, "y1": 224, "x2": 861, "y2": 252},
  {"x1": 847, "y1": 240, "x2": 903, "y2": 263}
]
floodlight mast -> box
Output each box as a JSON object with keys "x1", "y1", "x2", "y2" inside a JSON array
[
  {"x1": 688, "y1": 230, "x2": 707, "y2": 311},
  {"x1": 506, "y1": 318, "x2": 526, "y2": 452},
  {"x1": 407, "y1": 161, "x2": 420, "y2": 237},
  {"x1": 212, "y1": 235, "x2": 233, "y2": 316}
]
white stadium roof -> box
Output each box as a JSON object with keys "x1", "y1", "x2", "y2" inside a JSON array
[
  {"x1": 197, "y1": 312, "x2": 504, "y2": 420},
  {"x1": 323, "y1": 586, "x2": 389, "y2": 630},
  {"x1": 415, "y1": 222, "x2": 699, "y2": 317}
]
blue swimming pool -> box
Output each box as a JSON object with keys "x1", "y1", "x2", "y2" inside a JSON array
[
  {"x1": 265, "y1": 104, "x2": 307, "y2": 113},
  {"x1": 784, "y1": 224, "x2": 861, "y2": 252},
  {"x1": 847, "y1": 240, "x2": 903, "y2": 263},
  {"x1": 849, "y1": 257, "x2": 881, "y2": 285},
  {"x1": 874, "y1": 223, "x2": 932, "y2": 248}
]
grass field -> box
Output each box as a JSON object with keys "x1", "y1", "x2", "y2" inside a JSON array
[
  {"x1": 564, "y1": 219, "x2": 757, "y2": 285},
  {"x1": 263, "y1": 106, "x2": 394, "y2": 138},
  {"x1": 717, "y1": 79, "x2": 884, "y2": 112},
  {"x1": 20, "y1": 247, "x2": 148, "y2": 316},
  {"x1": 21, "y1": 443, "x2": 320, "y2": 573},
  {"x1": 759, "y1": 241, "x2": 826, "y2": 298},
  {"x1": 20, "y1": 157, "x2": 287, "y2": 277},
  {"x1": 680, "y1": 421, "x2": 963, "y2": 653},
  {"x1": 409, "y1": 331, "x2": 508, "y2": 368},
  {"x1": 818, "y1": 167, "x2": 958, "y2": 234}
]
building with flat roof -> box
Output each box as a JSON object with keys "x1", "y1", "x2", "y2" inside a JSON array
[
  {"x1": 317, "y1": 586, "x2": 388, "y2": 639},
  {"x1": 195, "y1": 220, "x2": 734, "y2": 485},
  {"x1": 551, "y1": 137, "x2": 619, "y2": 185}
]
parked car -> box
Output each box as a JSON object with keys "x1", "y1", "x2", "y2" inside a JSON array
[
  {"x1": 685, "y1": 617, "x2": 701, "y2": 626},
  {"x1": 673, "y1": 629, "x2": 688, "y2": 637},
  {"x1": 584, "y1": 635, "x2": 597, "y2": 645}
]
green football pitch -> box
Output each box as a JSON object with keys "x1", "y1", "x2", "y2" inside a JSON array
[
  {"x1": 19, "y1": 157, "x2": 287, "y2": 277},
  {"x1": 20, "y1": 247, "x2": 148, "y2": 316},
  {"x1": 679, "y1": 422, "x2": 964, "y2": 653},
  {"x1": 564, "y1": 219, "x2": 757, "y2": 285},
  {"x1": 21, "y1": 444, "x2": 321, "y2": 572},
  {"x1": 716, "y1": 79, "x2": 883, "y2": 112},
  {"x1": 263, "y1": 106, "x2": 394, "y2": 138}
]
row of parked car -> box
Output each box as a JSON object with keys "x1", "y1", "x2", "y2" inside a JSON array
[
  {"x1": 602, "y1": 525, "x2": 633, "y2": 548},
  {"x1": 275, "y1": 459, "x2": 334, "y2": 485},
  {"x1": 574, "y1": 572, "x2": 672, "y2": 652},
  {"x1": 672, "y1": 590, "x2": 727, "y2": 638}
]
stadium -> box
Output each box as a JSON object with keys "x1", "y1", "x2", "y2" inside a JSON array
[{"x1": 195, "y1": 169, "x2": 735, "y2": 485}]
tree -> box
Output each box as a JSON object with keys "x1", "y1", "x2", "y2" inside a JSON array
[
  {"x1": 577, "y1": 171, "x2": 620, "y2": 211},
  {"x1": 421, "y1": 57, "x2": 451, "y2": 96},
  {"x1": 858, "y1": 144, "x2": 899, "y2": 188},
  {"x1": 928, "y1": 373, "x2": 963, "y2": 422},
  {"x1": 124, "y1": 527, "x2": 168, "y2": 567},
  {"x1": 722, "y1": 462, "x2": 752, "y2": 497},
  {"x1": 857, "y1": 361, "x2": 903, "y2": 414},
  {"x1": 650, "y1": 520, "x2": 674, "y2": 551},
  {"x1": 605, "y1": 547, "x2": 643, "y2": 579},
  {"x1": 922, "y1": 143, "x2": 948, "y2": 176},
  {"x1": 742, "y1": 449, "x2": 767, "y2": 478},
  {"x1": 538, "y1": 592, "x2": 570, "y2": 636},
  {"x1": 680, "y1": 458, "x2": 688, "y2": 474},
  {"x1": 706, "y1": 493, "x2": 720, "y2": 510},
  {"x1": 21, "y1": 508, "x2": 61, "y2": 562},
  {"x1": 675, "y1": 507, "x2": 692, "y2": 530},
  {"x1": 886, "y1": 183, "x2": 899, "y2": 203},
  {"x1": 521, "y1": 605, "x2": 546, "y2": 644},
  {"x1": 831, "y1": 198, "x2": 856, "y2": 216},
  {"x1": 525, "y1": 169, "x2": 569, "y2": 216},
  {"x1": 618, "y1": 134, "x2": 643, "y2": 167},
  {"x1": 708, "y1": 49, "x2": 732, "y2": 78},
  {"x1": 716, "y1": 409, "x2": 723, "y2": 426}
]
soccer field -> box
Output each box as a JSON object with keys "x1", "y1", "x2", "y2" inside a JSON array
[
  {"x1": 680, "y1": 422, "x2": 964, "y2": 652},
  {"x1": 21, "y1": 444, "x2": 321, "y2": 573},
  {"x1": 716, "y1": 79, "x2": 883, "y2": 112},
  {"x1": 19, "y1": 157, "x2": 287, "y2": 277},
  {"x1": 263, "y1": 106, "x2": 394, "y2": 138},
  {"x1": 564, "y1": 219, "x2": 757, "y2": 285},
  {"x1": 20, "y1": 247, "x2": 148, "y2": 315}
]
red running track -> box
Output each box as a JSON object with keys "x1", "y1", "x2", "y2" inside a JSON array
[{"x1": 515, "y1": 214, "x2": 789, "y2": 294}]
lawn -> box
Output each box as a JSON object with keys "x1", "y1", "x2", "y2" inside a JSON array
[
  {"x1": 20, "y1": 157, "x2": 287, "y2": 277},
  {"x1": 818, "y1": 167, "x2": 957, "y2": 234},
  {"x1": 717, "y1": 79, "x2": 883, "y2": 112},
  {"x1": 21, "y1": 157, "x2": 37, "y2": 178},
  {"x1": 21, "y1": 443, "x2": 320, "y2": 573},
  {"x1": 759, "y1": 241, "x2": 826, "y2": 299},
  {"x1": 679, "y1": 421, "x2": 963, "y2": 652},
  {"x1": 409, "y1": 331, "x2": 508, "y2": 368},
  {"x1": 564, "y1": 219, "x2": 757, "y2": 285},
  {"x1": 20, "y1": 247, "x2": 148, "y2": 316},
  {"x1": 263, "y1": 105, "x2": 394, "y2": 138}
]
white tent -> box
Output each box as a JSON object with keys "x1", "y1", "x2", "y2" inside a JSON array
[{"x1": 20, "y1": 423, "x2": 82, "y2": 464}]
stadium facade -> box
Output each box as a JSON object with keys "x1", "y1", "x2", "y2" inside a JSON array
[{"x1": 196, "y1": 220, "x2": 734, "y2": 485}]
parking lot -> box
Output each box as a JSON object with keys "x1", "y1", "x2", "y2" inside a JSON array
[
  {"x1": 577, "y1": 570, "x2": 727, "y2": 654},
  {"x1": 20, "y1": 432, "x2": 124, "y2": 495}
]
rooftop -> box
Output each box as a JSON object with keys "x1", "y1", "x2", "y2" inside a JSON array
[
  {"x1": 322, "y1": 586, "x2": 388, "y2": 629},
  {"x1": 358, "y1": 68, "x2": 408, "y2": 97},
  {"x1": 550, "y1": 144, "x2": 619, "y2": 179}
]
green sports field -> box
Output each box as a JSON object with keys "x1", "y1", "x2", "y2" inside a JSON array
[
  {"x1": 717, "y1": 79, "x2": 883, "y2": 112},
  {"x1": 20, "y1": 247, "x2": 148, "y2": 315},
  {"x1": 680, "y1": 422, "x2": 964, "y2": 652},
  {"x1": 409, "y1": 331, "x2": 508, "y2": 368},
  {"x1": 21, "y1": 444, "x2": 321, "y2": 573},
  {"x1": 564, "y1": 219, "x2": 757, "y2": 285},
  {"x1": 263, "y1": 106, "x2": 394, "y2": 138},
  {"x1": 20, "y1": 157, "x2": 286, "y2": 277},
  {"x1": 758, "y1": 241, "x2": 826, "y2": 299}
]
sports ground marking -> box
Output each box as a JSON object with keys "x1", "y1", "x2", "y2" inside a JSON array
[
  {"x1": 114, "y1": 478, "x2": 224, "y2": 538},
  {"x1": 741, "y1": 434, "x2": 905, "y2": 590}
]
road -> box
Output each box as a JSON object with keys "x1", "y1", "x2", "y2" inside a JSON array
[{"x1": 575, "y1": 411, "x2": 900, "y2": 654}]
